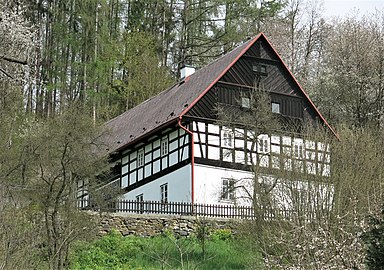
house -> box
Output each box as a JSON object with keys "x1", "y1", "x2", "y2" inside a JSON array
[{"x1": 97, "y1": 33, "x2": 337, "y2": 211}]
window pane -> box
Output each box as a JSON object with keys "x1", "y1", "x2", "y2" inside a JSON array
[
  {"x1": 272, "y1": 102, "x2": 280, "y2": 114},
  {"x1": 241, "y1": 97, "x2": 250, "y2": 108},
  {"x1": 161, "y1": 139, "x2": 168, "y2": 156}
]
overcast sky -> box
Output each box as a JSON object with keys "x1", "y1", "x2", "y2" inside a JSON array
[{"x1": 323, "y1": 0, "x2": 384, "y2": 18}]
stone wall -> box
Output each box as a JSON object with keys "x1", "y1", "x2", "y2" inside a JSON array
[{"x1": 98, "y1": 213, "x2": 240, "y2": 238}]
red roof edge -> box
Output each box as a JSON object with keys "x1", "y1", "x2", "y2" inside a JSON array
[
  {"x1": 262, "y1": 34, "x2": 339, "y2": 140},
  {"x1": 181, "y1": 32, "x2": 339, "y2": 140},
  {"x1": 180, "y1": 33, "x2": 263, "y2": 117}
]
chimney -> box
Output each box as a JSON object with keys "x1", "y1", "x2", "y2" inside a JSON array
[{"x1": 180, "y1": 65, "x2": 195, "y2": 80}]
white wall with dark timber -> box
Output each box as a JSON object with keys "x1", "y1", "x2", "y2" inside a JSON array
[
  {"x1": 121, "y1": 164, "x2": 192, "y2": 202},
  {"x1": 119, "y1": 126, "x2": 190, "y2": 190},
  {"x1": 191, "y1": 121, "x2": 330, "y2": 177}
]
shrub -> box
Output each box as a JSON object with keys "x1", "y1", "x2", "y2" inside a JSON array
[{"x1": 210, "y1": 229, "x2": 232, "y2": 241}]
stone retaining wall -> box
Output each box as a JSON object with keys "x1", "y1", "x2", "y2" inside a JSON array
[{"x1": 98, "y1": 213, "x2": 240, "y2": 237}]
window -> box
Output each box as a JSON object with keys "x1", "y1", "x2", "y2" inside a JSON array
[
  {"x1": 222, "y1": 129, "x2": 233, "y2": 147},
  {"x1": 258, "y1": 138, "x2": 269, "y2": 153},
  {"x1": 252, "y1": 63, "x2": 267, "y2": 74},
  {"x1": 241, "y1": 97, "x2": 251, "y2": 109},
  {"x1": 136, "y1": 193, "x2": 144, "y2": 202},
  {"x1": 160, "y1": 183, "x2": 168, "y2": 204},
  {"x1": 221, "y1": 178, "x2": 235, "y2": 201},
  {"x1": 136, "y1": 194, "x2": 144, "y2": 213},
  {"x1": 137, "y1": 149, "x2": 144, "y2": 167},
  {"x1": 161, "y1": 138, "x2": 168, "y2": 156},
  {"x1": 293, "y1": 144, "x2": 304, "y2": 159},
  {"x1": 271, "y1": 102, "x2": 280, "y2": 114}
]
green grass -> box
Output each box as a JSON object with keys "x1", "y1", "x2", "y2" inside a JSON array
[{"x1": 69, "y1": 230, "x2": 263, "y2": 269}]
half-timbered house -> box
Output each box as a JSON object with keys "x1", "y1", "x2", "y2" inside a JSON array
[{"x1": 97, "y1": 33, "x2": 337, "y2": 210}]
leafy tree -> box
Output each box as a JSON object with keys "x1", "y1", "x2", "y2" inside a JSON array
[
  {"x1": 111, "y1": 31, "x2": 174, "y2": 113},
  {"x1": 311, "y1": 13, "x2": 384, "y2": 127},
  {"x1": 21, "y1": 106, "x2": 107, "y2": 270}
]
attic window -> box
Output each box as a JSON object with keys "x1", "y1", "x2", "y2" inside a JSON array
[
  {"x1": 271, "y1": 102, "x2": 280, "y2": 114},
  {"x1": 241, "y1": 97, "x2": 251, "y2": 109},
  {"x1": 252, "y1": 63, "x2": 267, "y2": 75}
]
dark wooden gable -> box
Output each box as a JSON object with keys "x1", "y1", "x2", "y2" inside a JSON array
[{"x1": 186, "y1": 35, "x2": 319, "y2": 124}]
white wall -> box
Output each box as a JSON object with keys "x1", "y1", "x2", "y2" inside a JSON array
[
  {"x1": 121, "y1": 164, "x2": 192, "y2": 202},
  {"x1": 194, "y1": 164, "x2": 333, "y2": 212},
  {"x1": 194, "y1": 164, "x2": 254, "y2": 205}
]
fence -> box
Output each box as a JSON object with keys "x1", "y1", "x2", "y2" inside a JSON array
[{"x1": 78, "y1": 199, "x2": 294, "y2": 220}]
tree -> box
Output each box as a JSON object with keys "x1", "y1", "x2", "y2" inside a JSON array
[
  {"x1": 240, "y1": 126, "x2": 384, "y2": 269},
  {"x1": 312, "y1": 12, "x2": 384, "y2": 127},
  {"x1": 111, "y1": 31, "x2": 174, "y2": 113},
  {"x1": 22, "y1": 106, "x2": 107, "y2": 270}
]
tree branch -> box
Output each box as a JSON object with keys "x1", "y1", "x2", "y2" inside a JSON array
[
  {"x1": 0, "y1": 67, "x2": 14, "y2": 79},
  {"x1": 0, "y1": 55, "x2": 28, "y2": 65}
]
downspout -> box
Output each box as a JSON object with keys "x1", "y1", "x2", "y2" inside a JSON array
[{"x1": 177, "y1": 116, "x2": 194, "y2": 204}]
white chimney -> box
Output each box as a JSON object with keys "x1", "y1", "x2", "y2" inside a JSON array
[{"x1": 180, "y1": 66, "x2": 195, "y2": 80}]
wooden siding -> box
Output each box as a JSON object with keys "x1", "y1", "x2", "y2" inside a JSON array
[{"x1": 187, "y1": 37, "x2": 318, "y2": 124}]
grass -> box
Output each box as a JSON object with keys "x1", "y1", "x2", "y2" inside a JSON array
[{"x1": 69, "y1": 230, "x2": 263, "y2": 269}]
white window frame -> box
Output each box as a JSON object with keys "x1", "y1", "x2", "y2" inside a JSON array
[
  {"x1": 160, "y1": 183, "x2": 168, "y2": 204},
  {"x1": 293, "y1": 144, "x2": 304, "y2": 159},
  {"x1": 221, "y1": 178, "x2": 235, "y2": 201},
  {"x1": 258, "y1": 137, "x2": 269, "y2": 154},
  {"x1": 222, "y1": 129, "x2": 234, "y2": 148},
  {"x1": 137, "y1": 149, "x2": 144, "y2": 167},
  {"x1": 241, "y1": 97, "x2": 251, "y2": 109},
  {"x1": 161, "y1": 137, "x2": 168, "y2": 156},
  {"x1": 136, "y1": 194, "x2": 144, "y2": 213},
  {"x1": 271, "y1": 102, "x2": 280, "y2": 114}
]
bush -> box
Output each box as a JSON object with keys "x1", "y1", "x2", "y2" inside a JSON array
[{"x1": 210, "y1": 229, "x2": 233, "y2": 241}]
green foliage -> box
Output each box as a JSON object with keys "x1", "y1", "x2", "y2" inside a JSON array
[
  {"x1": 363, "y1": 207, "x2": 384, "y2": 269},
  {"x1": 70, "y1": 230, "x2": 144, "y2": 270},
  {"x1": 210, "y1": 228, "x2": 233, "y2": 241},
  {"x1": 70, "y1": 231, "x2": 258, "y2": 269}
]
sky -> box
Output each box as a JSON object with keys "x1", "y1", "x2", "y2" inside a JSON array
[{"x1": 323, "y1": 0, "x2": 384, "y2": 18}]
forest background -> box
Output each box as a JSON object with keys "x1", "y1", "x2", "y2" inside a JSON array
[
  {"x1": 1, "y1": 0, "x2": 384, "y2": 269},
  {"x1": 2, "y1": 0, "x2": 384, "y2": 127}
]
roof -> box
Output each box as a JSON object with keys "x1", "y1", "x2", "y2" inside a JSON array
[{"x1": 102, "y1": 33, "x2": 337, "y2": 155}]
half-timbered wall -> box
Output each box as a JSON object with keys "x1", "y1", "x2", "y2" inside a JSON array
[
  {"x1": 191, "y1": 121, "x2": 330, "y2": 177},
  {"x1": 119, "y1": 126, "x2": 190, "y2": 190}
]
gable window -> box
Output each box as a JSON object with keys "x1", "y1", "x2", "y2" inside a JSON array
[
  {"x1": 222, "y1": 129, "x2": 233, "y2": 147},
  {"x1": 160, "y1": 183, "x2": 168, "y2": 204},
  {"x1": 137, "y1": 149, "x2": 144, "y2": 167},
  {"x1": 271, "y1": 102, "x2": 280, "y2": 114},
  {"x1": 241, "y1": 97, "x2": 251, "y2": 109},
  {"x1": 161, "y1": 138, "x2": 168, "y2": 156},
  {"x1": 252, "y1": 63, "x2": 267, "y2": 75},
  {"x1": 221, "y1": 178, "x2": 235, "y2": 201}
]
